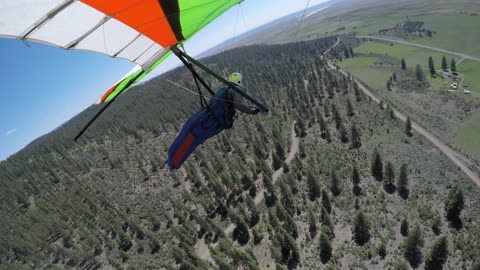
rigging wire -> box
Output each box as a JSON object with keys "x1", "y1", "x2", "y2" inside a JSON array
[
  {"x1": 165, "y1": 79, "x2": 256, "y2": 109},
  {"x1": 295, "y1": 0, "x2": 311, "y2": 38}
]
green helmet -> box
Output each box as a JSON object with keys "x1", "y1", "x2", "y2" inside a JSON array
[{"x1": 228, "y1": 72, "x2": 243, "y2": 86}]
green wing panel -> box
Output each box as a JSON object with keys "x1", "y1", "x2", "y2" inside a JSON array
[
  {"x1": 101, "y1": 51, "x2": 172, "y2": 103},
  {"x1": 179, "y1": 0, "x2": 242, "y2": 39}
]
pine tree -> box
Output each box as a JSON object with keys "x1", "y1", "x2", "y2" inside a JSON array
[
  {"x1": 295, "y1": 119, "x2": 307, "y2": 138},
  {"x1": 272, "y1": 152, "x2": 284, "y2": 171},
  {"x1": 425, "y1": 237, "x2": 449, "y2": 270},
  {"x1": 400, "y1": 218, "x2": 409, "y2": 237},
  {"x1": 387, "y1": 80, "x2": 392, "y2": 91},
  {"x1": 445, "y1": 185, "x2": 465, "y2": 229},
  {"x1": 318, "y1": 229, "x2": 332, "y2": 264},
  {"x1": 384, "y1": 161, "x2": 396, "y2": 193},
  {"x1": 319, "y1": 113, "x2": 327, "y2": 138},
  {"x1": 323, "y1": 102, "x2": 330, "y2": 117},
  {"x1": 354, "y1": 82, "x2": 362, "y2": 102},
  {"x1": 333, "y1": 104, "x2": 342, "y2": 129},
  {"x1": 404, "y1": 224, "x2": 424, "y2": 268},
  {"x1": 352, "y1": 165, "x2": 361, "y2": 196},
  {"x1": 431, "y1": 215, "x2": 442, "y2": 235},
  {"x1": 415, "y1": 64, "x2": 426, "y2": 82},
  {"x1": 330, "y1": 170, "x2": 341, "y2": 196},
  {"x1": 393, "y1": 72, "x2": 397, "y2": 81},
  {"x1": 353, "y1": 211, "x2": 370, "y2": 246},
  {"x1": 405, "y1": 117, "x2": 413, "y2": 137},
  {"x1": 339, "y1": 124, "x2": 349, "y2": 144},
  {"x1": 397, "y1": 164, "x2": 409, "y2": 199},
  {"x1": 401, "y1": 58, "x2": 407, "y2": 70},
  {"x1": 442, "y1": 56, "x2": 448, "y2": 70},
  {"x1": 451, "y1": 58, "x2": 457, "y2": 72},
  {"x1": 307, "y1": 172, "x2": 321, "y2": 201},
  {"x1": 351, "y1": 124, "x2": 362, "y2": 149},
  {"x1": 347, "y1": 98, "x2": 355, "y2": 117},
  {"x1": 321, "y1": 189, "x2": 332, "y2": 213},
  {"x1": 378, "y1": 241, "x2": 387, "y2": 259},
  {"x1": 308, "y1": 208, "x2": 317, "y2": 237},
  {"x1": 428, "y1": 56, "x2": 436, "y2": 75},
  {"x1": 371, "y1": 149, "x2": 384, "y2": 181}
]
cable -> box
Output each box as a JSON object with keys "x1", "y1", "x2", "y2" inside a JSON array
[
  {"x1": 295, "y1": 0, "x2": 311, "y2": 38},
  {"x1": 165, "y1": 79, "x2": 256, "y2": 109}
]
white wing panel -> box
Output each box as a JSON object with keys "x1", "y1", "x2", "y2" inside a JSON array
[
  {"x1": 30, "y1": 1, "x2": 105, "y2": 47},
  {"x1": 136, "y1": 44, "x2": 163, "y2": 67},
  {"x1": 0, "y1": 0, "x2": 65, "y2": 36},
  {"x1": 116, "y1": 36, "x2": 156, "y2": 62}
]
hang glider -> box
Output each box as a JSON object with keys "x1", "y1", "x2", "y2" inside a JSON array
[
  {"x1": 1, "y1": 0, "x2": 243, "y2": 100},
  {"x1": 1, "y1": 0, "x2": 268, "y2": 140}
]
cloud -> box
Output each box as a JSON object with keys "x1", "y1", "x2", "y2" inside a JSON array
[{"x1": 6, "y1": 128, "x2": 17, "y2": 136}]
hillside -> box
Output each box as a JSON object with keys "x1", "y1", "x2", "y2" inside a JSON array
[{"x1": 1, "y1": 35, "x2": 480, "y2": 270}]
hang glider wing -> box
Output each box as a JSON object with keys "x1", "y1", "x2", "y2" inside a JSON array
[{"x1": 0, "y1": 0, "x2": 243, "y2": 102}]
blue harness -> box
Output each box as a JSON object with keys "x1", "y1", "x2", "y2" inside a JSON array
[{"x1": 167, "y1": 88, "x2": 235, "y2": 170}]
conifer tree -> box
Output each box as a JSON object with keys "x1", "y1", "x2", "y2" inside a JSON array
[
  {"x1": 393, "y1": 72, "x2": 397, "y2": 81},
  {"x1": 387, "y1": 80, "x2": 392, "y2": 91},
  {"x1": 428, "y1": 56, "x2": 436, "y2": 75},
  {"x1": 401, "y1": 58, "x2": 407, "y2": 70},
  {"x1": 405, "y1": 117, "x2": 413, "y2": 137},
  {"x1": 397, "y1": 164, "x2": 409, "y2": 199},
  {"x1": 353, "y1": 211, "x2": 370, "y2": 246},
  {"x1": 371, "y1": 149, "x2": 384, "y2": 181},
  {"x1": 351, "y1": 124, "x2": 362, "y2": 149},
  {"x1": 332, "y1": 104, "x2": 342, "y2": 129},
  {"x1": 416, "y1": 64, "x2": 426, "y2": 82},
  {"x1": 425, "y1": 236, "x2": 449, "y2": 270},
  {"x1": 442, "y1": 56, "x2": 448, "y2": 70},
  {"x1": 307, "y1": 172, "x2": 321, "y2": 201},
  {"x1": 352, "y1": 165, "x2": 361, "y2": 196},
  {"x1": 308, "y1": 208, "x2": 317, "y2": 237},
  {"x1": 432, "y1": 215, "x2": 442, "y2": 235},
  {"x1": 403, "y1": 224, "x2": 424, "y2": 268},
  {"x1": 451, "y1": 58, "x2": 457, "y2": 72},
  {"x1": 400, "y1": 218, "x2": 409, "y2": 237},
  {"x1": 354, "y1": 82, "x2": 362, "y2": 102},
  {"x1": 384, "y1": 161, "x2": 396, "y2": 193},
  {"x1": 330, "y1": 170, "x2": 341, "y2": 196},
  {"x1": 445, "y1": 185, "x2": 464, "y2": 229},
  {"x1": 318, "y1": 229, "x2": 332, "y2": 264},
  {"x1": 347, "y1": 98, "x2": 355, "y2": 117},
  {"x1": 339, "y1": 124, "x2": 349, "y2": 144},
  {"x1": 321, "y1": 189, "x2": 332, "y2": 213},
  {"x1": 378, "y1": 241, "x2": 387, "y2": 259}
]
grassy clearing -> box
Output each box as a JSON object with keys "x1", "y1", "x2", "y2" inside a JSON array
[
  {"x1": 339, "y1": 56, "x2": 392, "y2": 90},
  {"x1": 409, "y1": 13, "x2": 480, "y2": 57},
  {"x1": 456, "y1": 112, "x2": 480, "y2": 161},
  {"x1": 354, "y1": 41, "x2": 461, "y2": 72},
  {"x1": 457, "y1": 60, "x2": 480, "y2": 93}
]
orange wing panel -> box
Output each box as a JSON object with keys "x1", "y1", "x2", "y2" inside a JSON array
[{"x1": 81, "y1": 0, "x2": 178, "y2": 47}]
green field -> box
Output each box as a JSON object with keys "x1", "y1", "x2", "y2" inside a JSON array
[
  {"x1": 409, "y1": 13, "x2": 480, "y2": 57},
  {"x1": 456, "y1": 112, "x2": 480, "y2": 161},
  {"x1": 457, "y1": 60, "x2": 480, "y2": 92},
  {"x1": 339, "y1": 56, "x2": 393, "y2": 90},
  {"x1": 355, "y1": 41, "x2": 461, "y2": 73}
]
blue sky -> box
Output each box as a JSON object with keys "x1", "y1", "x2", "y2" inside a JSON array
[{"x1": 0, "y1": 0, "x2": 329, "y2": 160}]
